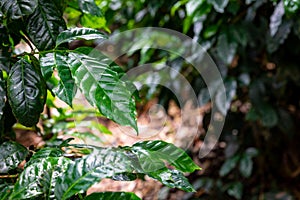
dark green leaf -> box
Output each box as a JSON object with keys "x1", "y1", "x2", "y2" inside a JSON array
[
  {"x1": 267, "y1": 19, "x2": 292, "y2": 53},
  {"x1": 40, "y1": 53, "x2": 55, "y2": 81},
  {"x1": 85, "y1": 192, "x2": 141, "y2": 200},
  {"x1": 7, "y1": 57, "x2": 46, "y2": 127},
  {"x1": 0, "y1": 0, "x2": 37, "y2": 20},
  {"x1": 208, "y1": 0, "x2": 229, "y2": 13},
  {"x1": 147, "y1": 168, "x2": 195, "y2": 192},
  {"x1": 10, "y1": 157, "x2": 71, "y2": 200},
  {"x1": 55, "y1": 147, "x2": 135, "y2": 200},
  {"x1": 40, "y1": 52, "x2": 77, "y2": 107},
  {"x1": 227, "y1": 182, "x2": 243, "y2": 199},
  {"x1": 67, "y1": 51, "x2": 137, "y2": 131},
  {"x1": 239, "y1": 154, "x2": 253, "y2": 178},
  {"x1": 0, "y1": 183, "x2": 13, "y2": 200},
  {"x1": 217, "y1": 34, "x2": 238, "y2": 65},
  {"x1": 215, "y1": 79, "x2": 237, "y2": 115},
  {"x1": 219, "y1": 155, "x2": 240, "y2": 177},
  {"x1": 131, "y1": 140, "x2": 201, "y2": 173},
  {"x1": 0, "y1": 26, "x2": 11, "y2": 72},
  {"x1": 0, "y1": 141, "x2": 28, "y2": 173},
  {"x1": 25, "y1": 147, "x2": 64, "y2": 167},
  {"x1": 0, "y1": 70, "x2": 6, "y2": 125},
  {"x1": 26, "y1": 0, "x2": 66, "y2": 50},
  {"x1": 56, "y1": 28, "x2": 106, "y2": 47},
  {"x1": 78, "y1": 0, "x2": 102, "y2": 16},
  {"x1": 260, "y1": 103, "x2": 278, "y2": 127}
]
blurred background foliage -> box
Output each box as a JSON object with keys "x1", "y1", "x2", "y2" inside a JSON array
[{"x1": 64, "y1": 0, "x2": 300, "y2": 199}]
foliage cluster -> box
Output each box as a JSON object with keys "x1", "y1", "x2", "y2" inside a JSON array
[{"x1": 0, "y1": 0, "x2": 200, "y2": 199}]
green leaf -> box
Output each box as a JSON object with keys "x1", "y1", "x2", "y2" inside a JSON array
[
  {"x1": 67, "y1": 51, "x2": 137, "y2": 131},
  {"x1": 10, "y1": 157, "x2": 71, "y2": 200},
  {"x1": 7, "y1": 57, "x2": 46, "y2": 127},
  {"x1": 25, "y1": 147, "x2": 64, "y2": 167},
  {"x1": 40, "y1": 52, "x2": 77, "y2": 107},
  {"x1": 80, "y1": 14, "x2": 107, "y2": 30},
  {"x1": 239, "y1": 154, "x2": 253, "y2": 178},
  {"x1": 0, "y1": 141, "x2": 29, "y2": 173},
  {"x1": 85, "y1": 192, "x2": 141, "y2": 200},
  {"x1": 56, "y1": 28, "x2": 106, "y2": 47},
  {"x1": 267, "y1": 19, "x2": 292, "y2": 53},
  {"x1": 227, "y1": 182, "x2": 243, "y2": 199},
  {"x1": 217, "y1": 33, "x2": 238, "y2": 65},
  {"x1": 40, "y1": 53, "x2": 55, "y2": 81},
  {"x1": 0, "y1": 183, "x2": 14, "y2": 200},
  {"x1": 0, "y1": 70, "x2": 6, "y2": 124},
  {"x1": 215, "y1": 79, "x2": 237, "y2": 115},
  {"x1": 78, "y1": 0, "x2": 102, "y2": 16},
  {"x1": 208, "y1": 0, "x2": 229, "y2": 13},
  {"x1": 55, "y1": 147, "x2": 135, "y2": 200},
  {"x1": 0, "y1": 26, "x2": 11, "y2": 72},
  {"x1": 0, "y1": 0, "x2": 37, "y2": 20},
  {"x1": 147, "y1": 168, "x2": 195, "y2": 192},
  {"x1": 26, "y1": 0, "x2": 66, "y2": 50},
  {"x1": 131, "y1": 140, "x2": 201, "y2": 173},
  {"x1": 260, "y1": 103, "x2": 278, "y2": 127},
  {"x1": 284, "y1": 0, "x2": 300, "y2": 14},
  {"x1": 219, "y1": 155, "x2": 240, "y2": 177}
]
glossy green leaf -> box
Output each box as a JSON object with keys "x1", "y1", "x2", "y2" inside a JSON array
[
  {"x1": 67, "y1": 51, "x2": 137, "y2": 131},
  {"x1": 78, "y1": 0, "x2": 102, "y2": 16},
  {"x1": 55, "y1": 147, "x2": 135, "y2": 200},
  {"x1": 56, "y1": 28, "x2": 106, "y2": 47},
  {"x1": 40, "y1": 52, "x2": 77, "y2": 107},
  {"x1": 10, "y1": 157, "x2": 71, "y2": 200},
  {"x1": 25, "y1": 147, "x2": 64, "y2": 167},
  {"x1": 85, "y1": 192, "x2": 141, "y2": 200},
  {"x1": 40, "y1": 53, "x2": 55, "y2": 81},
  {"x1": 147, "y1": 168, "x2": 195, "y2": 192},
  {"x1": 26, "y1": 0, "x2": 66, "y2": 50},
  {"x1": 0, "y1": 70, "x2": 6, "y2": 126},
  {"x1": 208, "y1": 0, "x2": 229, "y2": 13},
  {"x1": 131, "y1": 140, "x2": 201, "y2": 173},
  {"x1": 0, "y1": 183, "x2": 13, "y2": 200},
  {"x1": 0, "y1": 0, "x2": 37, "y2": 20},
  {"x1": 0, "y1": 141, "x2": 29, "y2": 173},
  {"x1": 7, "y1": 57, "x2": 46, "y2": 127}
]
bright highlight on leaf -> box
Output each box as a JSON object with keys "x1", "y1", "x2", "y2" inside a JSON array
[{"x1": 56, "y1": 28, "x2": 107, "y2": 47}]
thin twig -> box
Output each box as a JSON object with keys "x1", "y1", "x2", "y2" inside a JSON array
[{"x1": 0, "y1": 174, "x2": 18, "y2": 179}]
